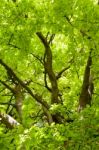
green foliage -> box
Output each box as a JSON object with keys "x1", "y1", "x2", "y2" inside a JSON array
[{"x1": 0, "y1": 0, "x2": 99, "y2": 149}]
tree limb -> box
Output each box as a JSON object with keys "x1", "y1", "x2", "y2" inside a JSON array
[
  {"x1": 56, "y1": 58, "x2": 73, "y2": 79},
  {"x1": 56, "y1": 66, "x2": 70, "y2": 79},
  {"x1": 0, "y1": 112, "x2": 20, "y2": 129},
  {"x1": 78, "y1": 52, "x2": 94, "y2": 112},
  {"x1": 36, "y1": 32, "x2": 60, "y2": 104},
  {"x1": 0, "y1": 59, "x2": 49, "y2": 109}
]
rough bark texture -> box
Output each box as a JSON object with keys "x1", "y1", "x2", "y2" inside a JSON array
[{"x1": 78, "y1": 54, "x2": 94, "y2": 112}]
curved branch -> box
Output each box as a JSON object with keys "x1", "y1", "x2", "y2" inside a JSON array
[{"x1": 36, "y1": 32, "x2": 60, "y2": 104}]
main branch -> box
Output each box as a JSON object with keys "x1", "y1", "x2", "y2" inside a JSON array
[{"x1": 36, "y1": 32, "x2": 60, "y2": 104}]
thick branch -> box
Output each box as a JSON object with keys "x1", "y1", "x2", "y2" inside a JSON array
[
  {"x1": 36, "y1": 32, "x2": 60, "y2": 104},
  {"x1": 0, "y1": 112, "x2": 20, "y2": 129}
]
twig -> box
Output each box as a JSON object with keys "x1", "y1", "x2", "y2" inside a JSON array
[
  {"x1": 30, "y1": 53, "x2": 43, "y2": 65},
  {"x1": 0, "y1": 102, "x2": 15, "y2": 107},
  {"x1": 56, "y1": 58, "x2": 73, "y2": 79}
]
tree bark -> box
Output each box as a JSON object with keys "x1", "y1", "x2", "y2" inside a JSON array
[
  {"x1": 0, "y1": 113, "x2": 20, "y2": 129},
  {"x1": 78, "y1": 54, "x2": 94, "y2": 112}
]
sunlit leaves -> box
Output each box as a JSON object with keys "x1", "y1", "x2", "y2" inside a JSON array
[{"x1": 0, "y1": 0, "x2": 99, "y2": 149}]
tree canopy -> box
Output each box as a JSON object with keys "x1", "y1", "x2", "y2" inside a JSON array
[{"x1": 0, "y1": 0, "x2": 99, "y2": 149}]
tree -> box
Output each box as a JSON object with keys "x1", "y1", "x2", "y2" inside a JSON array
[{"x1": 0, "y1": 0, "x2": 99, "y2": 149}]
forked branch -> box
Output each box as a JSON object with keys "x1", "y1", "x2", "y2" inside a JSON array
[{"x1": 36, "y1": 32, "x2": 60, "y2": 104}]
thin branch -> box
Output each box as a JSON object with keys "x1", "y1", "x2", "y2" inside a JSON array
[
  {"x1": 8, "y1": 33, "x2": 14, "y2": 45},
  {"x1": 0, "y1": 88, "x2": 6, "y2": 93},
  {"x1": 7, "y1": 30, "x2": 20, "y2": 50},
  {"x1": 43, "y1": 46, "x2": 52, "y2": 92},
  {"x1": 6, "y1": 95, "x2": 14, "y2": 113},
  {"x1": 30, "y1": 110, "x2": 42, "y2": 119},
  {"x1": 8, "y1": 43, "x2": 21, "y2": 49},
  {"x1": 56, "y1": 66, "x2": 70, "y2": 79},
  {"x1": 46, "y1": 32, "x2": 50, "y2": 39},
  {"x1": 2, "y1": 94, "x2": 13, "y2": 96},
  {"x1": 48, "y1": 34, "x2": 55, "y2": 45},
  {"x1": 44, "y1": 71, "x2": 52, "y2": 92},
  {"x1": 64, "y1": 15, "x2": 73, "y2": 26},
  {"x1": 0, "y1": 102, "x2": 15, "y2": 107},
  {"x1": 76, "y1": 19, "x2": 99, "y2": 24},
  {"x1": 0, "y1": 80, "x2": 15, "y2": 94},
  {"x1": 56, "y1": 58, "x2": 73, "y2": 79},
  {"x1": 30, "y1": 53, "x2": 44, "y2": 65}
]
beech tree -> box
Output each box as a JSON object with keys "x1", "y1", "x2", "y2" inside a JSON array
[{"x1": 0, "y1": 0, "x2": 99, "y2": 149}]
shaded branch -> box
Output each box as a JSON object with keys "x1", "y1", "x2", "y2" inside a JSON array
[
  {"x1": 30, "y1": 53, "x2": 43, "y2": 65},
  {"x1": 8, "y1": 43, "x2": 20, "y2": 49},
  {"x1": 0, "y1": 102, "x2": 15, "y2": 107},
  {"x1": 6, "y1": 95, "x2": 14, "y2": 113},
  {"x1": 64, "y1": 15, "x2": 73, "y2": 26},
  {"x1": 56, "y1": 66, "x2": 70, "y2": 79},
  {"x1": 48, "y1": 34, "x2": 55, "y2": 45},
  {"x1": 43, "y1": 106, "x2": 53, "y2": 124},
  {"x1": 0, "y1": 80, "x2": 15, "y2": 94},
  {"x1": 8, "y1": 33, "x2": 14, "y2": 45},
  {"x1": 36, "y1": 32, "x2": 48, "y2": 47},
  {"x1": 0, "y1": 88, "x2": 6, "y2": 93},
  {"x1": 56, "y1": 58, "x2": 73, "y2": 79},
  {"x1": 44, "y1": 71, "x2": 52, "y2": 92},
  {"x1": 78, "y1": 51, "x2": 94, "y2": 112}
]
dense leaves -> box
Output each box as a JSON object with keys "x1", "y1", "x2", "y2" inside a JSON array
[{"x1": 0, "y1": 0, "x2": 99, "y2": 149}]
